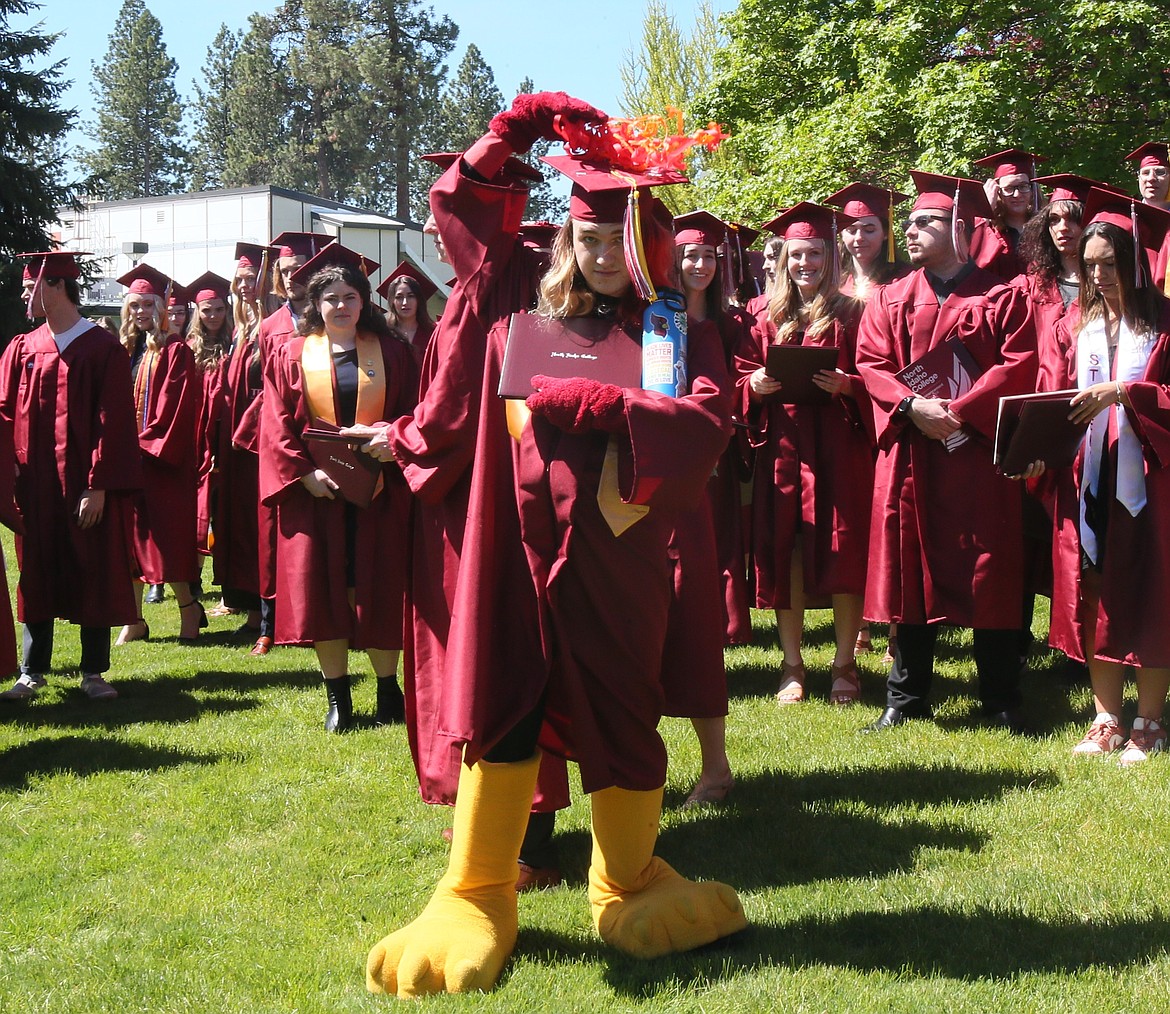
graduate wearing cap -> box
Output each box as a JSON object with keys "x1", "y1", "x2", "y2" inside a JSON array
[
  {"x1": 113, "y1": 264, "x2": 206, "y2": 644},
  {"x1": 855, "y1": 171, "x2": 1038, "y2": 733},
  {"x1": 1026, "y1": 193, "x2": 1170, "y2": 763},
  {"x1": 824, "y1": 182, "x2": 912, "y2": 300},
  {"x1": 376, "y1": 261, "x2": 438, "y2": 369},
  {"x1": 0, "y1": 252, "x2": 142, "y2": 702},
  {"x1": 231, "y1": 242, "x2": 277, "y2": 342},
  {"x1": 364, "y1": 91, "x2": 744, "y2": 999},
  {"x1": 969, "y1": 148, "x2": 1047, "y2": 281},
  {"x1": 1124, "y1": 144, "x2": 1170, "y2": 291},
  {"x1": 734, "y1": 202, "x2": 873, "y2": 707},
  {"x1": 258, "y1": 241, "x2": 418, "y2": 732}
]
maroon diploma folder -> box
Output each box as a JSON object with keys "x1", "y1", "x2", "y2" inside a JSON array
[
  {"x1": 895, "y1": 335, "x2": 984, "y2": 452},
  {"x1": 764, "y1": 344, "x2": 839, "y2": 404},
  {"x1": 994, "y1": 389, "x2": 1087, "y2": 475},
  {"x1": 498, "y1": 313, "x2": 641, "y2": 399},
  {"x1": 303, "y1": 421, "x2": 380, "y2": 508}
]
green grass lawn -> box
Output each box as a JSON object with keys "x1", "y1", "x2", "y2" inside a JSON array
[{"x1": 2, "y1": 539, "x2": 1169, "y2": 1012}]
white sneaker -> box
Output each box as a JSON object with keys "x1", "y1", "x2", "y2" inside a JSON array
[
  {"x1": 1072, "y1": 713, "x2": 1124, "y2": 755},
  {"x1": 80, "y1": 674, "x2": 118, "y2": 701},
  {"x1": 0, "y1": 673, "x2": 46, "y2": 701},
  {"x1": 1119, "y1": 717, "x2": 1166, "y2": 766}
]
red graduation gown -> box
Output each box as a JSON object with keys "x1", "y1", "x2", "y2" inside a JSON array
[
  {"x1": 259, "y1": 330, "x2": 417, "y2": 647},
  {"x1": 192, "y1": 350, "x2": 229, "y2": 555},
  {"x1": 856, "y1": 266, "x2": 1037, "y2": 627},
  {"x1": 131, "y1": 338, "x2": 202, "y2": 584},
  {"x1": 1043, "y1": 302, "x2": 1170, "y2": 666},
  {"x1": 389, "y1": 147, "x2": 731, "y2": 795},
  {"x1": 970, "y1": 219, "x2": 1025, "y2": 282},
  {"x1": 0, "y1": 323, "x2": 142, "y2": 626},
  {"x1": 735, "y1": 306, "x2": 874, "y2": 609}
]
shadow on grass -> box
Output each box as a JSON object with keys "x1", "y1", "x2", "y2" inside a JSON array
[
  {"x1": 574, "y1": 906, "x2": 1170, "y2": 997},
  {"x1": 0, "y1": 734, "x2": 221, "y2": 789}
]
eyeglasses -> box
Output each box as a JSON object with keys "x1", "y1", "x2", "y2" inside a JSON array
[
  {"x1": 998, "y1": 184, "x2": 1031, "y2": 197},
  {"x1": 901, "y1": 214, "x2": 951, "y2": 231}
]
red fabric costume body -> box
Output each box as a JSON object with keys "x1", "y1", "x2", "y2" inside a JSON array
[
  {"x1": 970, "y1": 219, "x2": 1025, "y2": 281},
  {"x1": 856, "y1": 267, "x2": 1037, "y2": 627},
  {"x1": 735, "y1": 306, "x2": 874, "y2": 610},
  {"x1": 260, "y1": 330, "x2": 417, "y2": 648},
  {"x1": 0, "y1": 323, "x2": 142, "y2": 627},
  {"x1": 130, "y1": 337, "x2": 202, "y2": 584},
  {"x1": 1040, "y1": 302, "x2": 1170, "y2": 665},
  {"x1": 388, "y1": 148, "x2": 732, "y2": 794}
]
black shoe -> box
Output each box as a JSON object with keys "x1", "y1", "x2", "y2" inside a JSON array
[
  {"x1": 145, "y1": 584, "x2": 165, "y2": 604},
  {"x1": 984, "y1": 708, "x2": 1029, "y2": 735},
  {"x1": 324, "y1": 676, "x2": 353, "y2": 733},
  {"x1": 863, "y1": 706, "x2": 930, "y2": 734},
  {"x1": 374, "y1": 677, "x2": 405, "y2": 726}
]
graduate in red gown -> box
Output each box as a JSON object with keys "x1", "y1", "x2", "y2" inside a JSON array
[
  {"x1": 1124, "y1": 142, "x2": 1170, "y2": 292},
  {"x1": 376, "y1": 261, "x2": 437, "y2": 371},
  {"x1": 359, "y1": 92, "x2": 746, "y2": 999},
  {"x1": 735, "y1": 202, "x2": 873, "y2": 706},
  {"x1": 114, "y1": 264, "x2": 205, "y2": 645},
  {"x1": 856, "y1": 172, "x2": 1037, "y2": 733},
  {"x1": 0, "y1": 252, "x2": 142, "y2": 702},
  {"x1": 969, "y1": 148, "x2": 1047, "y2": 281},
  {"x1": 826, "y1": 182, "x2": 913, "y2": 301},
  {"x1": 259, "y1": 242, "x2": 418, "y2": 731},
  {"x1": 1024, "y1": 191, "x2": 1170, "y2": 764}
]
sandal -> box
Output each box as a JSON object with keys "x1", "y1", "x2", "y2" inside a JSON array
[
  {"x1": 206, "y1": 604, "x2": 240, "y2": 618},
  {"x1": 774, "y1": 661, "x2": 805, "y2": 704},
  {"x1": 829, "y1": 660, "x2": 862, "y2": 705},
  {"x1": 854, "y1": 629, "x2": 873, "y2": 655},
  {"x1": 178, "y1": 600, "x2": 208, "y2": 642}
]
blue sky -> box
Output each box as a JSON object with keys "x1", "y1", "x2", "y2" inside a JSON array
[{"x1": 16, "y1": 0, "x2": 735, "y2": 173}]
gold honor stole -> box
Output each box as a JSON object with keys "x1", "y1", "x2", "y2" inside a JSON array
[
  {"x1": 133, "y1": 344, "x2": 160, "y2": 433},
  {"x1": 300, "y1": 331, "x2": 387, "y2": 497}
]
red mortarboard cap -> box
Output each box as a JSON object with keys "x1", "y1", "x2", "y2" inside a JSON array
[
  {"x1": 760, "y1": 202, "x2": 837, "y2": 244},
  {"x1": 540, "y1": 154, "x2": 687, "y2": 222},
  {"x1": 116, "y1": 263, "x2": 173, "y2": 299},
  {"x1": 271, "y1": 231, "x2": 332, "y2": 259},
  {"x1": 17, "y1": 250, "x2": 87, "y2": 281},
  {"x1": 973, "y1": 148, "x2": 1047, "y2": 179},
  {"x1": 1124, "y1": 142, "x2": 1170, "y2": 169},
  {"x1": 673, "y1": 210, "x2": 728, "y2": 247},
  {"x1": 518, "y1": 221, "x2": 560, "y2": 251},
  {"x1": 1082, "y1": 186, "x2": 1170, "y2": 252},
  {"x1": 289, "y1": 241, "x2": 380, "y2": 287},
  {"x1": 234, "y1": 242, "x2": 277, "y2": 271},
  {"x1": 187, "y1": 271, "x2": 231, "y2": 304},
  {"x1": 1031, "y1": 173, "x2": 1108, "y2": 205},
  {"x1": 909, "y1": 171, "x2": 994, "y2": 220},
  {"x1": 375, "y1": 260, "x2": 438, "y2": 302},
  {"x1": 422, "y1": 151, "x2": 545, "y2": 184},
  {"x1": 728, "y1": 222, "x2": 760, "y2": 247},
  {"x1": 166, "y1": 282, "x2": 191, "y2": 307},
  {"x1": 823, "y1": 183, "x2": 911, "y2": 224}
]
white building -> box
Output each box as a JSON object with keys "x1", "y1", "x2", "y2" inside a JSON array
[{"x1": 52, "y1": 185, "x2": 449, "y2": 313}]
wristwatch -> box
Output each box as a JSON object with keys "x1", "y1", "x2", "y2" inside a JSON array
[{"x1": 895, "y1": 395, "x2": 915, "y2": 419}]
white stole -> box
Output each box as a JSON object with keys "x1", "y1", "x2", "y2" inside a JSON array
[{"x1": 1076, "y1": 316, "x2": 1151, "y2": 563}]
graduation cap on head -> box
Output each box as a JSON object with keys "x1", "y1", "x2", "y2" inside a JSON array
[
  {"x1": 375, "y1": 261, "x2": 438, "y2": 303},
  {"x1": 165, "y1": 282, "x2": 191, "y2": 307},
  {"x1": 725, "y1": 222, "x2": 762, "y2": 295},
  {"x1": 289, "y1": 241, "x2": 380, "y2": 288},
  {"x1": 271, "y1": 231, "x2": 332, "y2": 259},
  {"x1": 422, "y1": 151, "x2": 545, "y2": 184},
  {"x1": 1081, "y1": 186, "x2": 1170, "y2": 287},
  {"x1": 117, "y1": 263, "x2": 174, "y2": 300},
  {"x1": 973, "y1": 148, "x2": 1046, "y2": 180},
  {"x1": 759, "y1": 203, "x2": 841, "y2": 285},
  {"x1": 187, "y1": 271, "x2": 231, "y2": 304},
  {"x1": 1124, "y1": 142, "x2": 1170, "y2": 169},
  {"x1": 234, "y1": 242, "x2": 278, "y2": 272},
  {"x1": 908, "y1": 171, "x2": 994, "y2": 265},
  {"x1": 824, "y1": 183, "x2": 911, "y2": 263},
  {"x1": 1031, "y1": 173, "x2": 1111, "y2": 206},
  {"x1": 17, "y1": 250, "x2": 86, "y2": 281},
  {"x1": 673, "y1": 210, "x2": 727, "y2": 248}
]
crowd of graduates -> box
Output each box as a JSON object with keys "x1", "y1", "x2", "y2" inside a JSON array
[{"x1": 5, "y1": 89, "x2": 1170, "y2": 998}]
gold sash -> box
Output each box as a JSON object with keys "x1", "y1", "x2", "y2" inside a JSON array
[
  {"x1": 300, "y1": 331, "x2": 387, "y2": 498},
  {"x1": 133, "y1": 344, "x2": 160, "y2": 433}
]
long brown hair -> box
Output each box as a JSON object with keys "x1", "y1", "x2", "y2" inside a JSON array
[
  {"x1": 296, "y1": 264, "x2": 401, "y2": 342},
  {"x1": 1077, "y1": 221, "x2": 1161, "y2": 335},
  {"x1": 768, "y1": 238, "x2": 855, "y2": 343},
  {"x1": 187, "y1": 299, "x2": 232, "y2": 371},
  {"x1": 119, "y1": 293, "x2": 165, "y2": 355}
]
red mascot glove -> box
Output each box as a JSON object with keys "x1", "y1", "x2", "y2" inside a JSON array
[
  {"x1": 526, "y1": 375, "x2": 626, "y2": 434},
  {"x1": 489, "y1": 92, "x2": 607, "y2": 154}
]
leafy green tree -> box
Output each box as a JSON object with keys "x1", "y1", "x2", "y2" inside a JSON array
[
  {"x1": 694, "y1": 0, "x2": 1170, "y2": 226},
  {"x1": 0, "y1": 0, "x2": 77, "y2": 340},
  {"x1": 83, "y1": 0, "x2": 189, "y2": 199},
  {"x1": 189, "y1": 24, "x2": 241, "y2": 191}
]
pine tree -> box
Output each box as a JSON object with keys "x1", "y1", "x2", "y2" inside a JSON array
[
  {"x1": 0, "y1": 0, "x2": 77, "y2": 340},
  {"x1": 432, "y1": 44, "x2": 504, "y2": 154},
  {"x1": 190, "y1": 24, "x2": 240, "y2": 191},
  {"x1": 83, "y1": 0, "x2": 189, "y2": 199}
]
